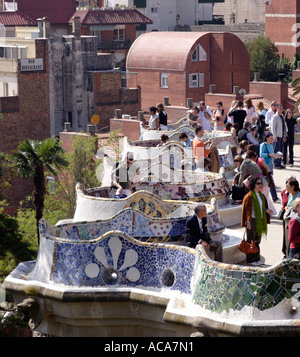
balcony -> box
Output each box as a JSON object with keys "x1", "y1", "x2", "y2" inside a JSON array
[{"x1": 97, "y1": 40, "x2": 132, "y2": 51}]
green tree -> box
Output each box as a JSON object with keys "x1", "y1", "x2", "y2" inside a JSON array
[
  {"x1": 43, "y1": 134, "x2": 100, "y2": 221},
  {"x1": 9, "y1": 137, "x2": 69, "y2": 243},
  {"x1": 245, "y1": 35, "x2": 280, "y2": 81}
]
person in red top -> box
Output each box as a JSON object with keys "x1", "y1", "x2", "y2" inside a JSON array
[
  {"x1": 193, "y1": 125, "x2": 214, "y2": 168},
  {"x1": 288, "y1": 197, "x2": 300, "y2": 258},
  {"x1": 281, "y1": 175, "x2": 297, "y2": 257}
]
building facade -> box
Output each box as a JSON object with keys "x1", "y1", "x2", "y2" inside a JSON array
[
  {"x1": 100, "y1": 0, "x2": 224, "y2": 32},
  {"x1": 126, "y1": 31, "x2": 250, "y2": 110},
  {"x1": 265, "y1": 0, "x2": 300, "y2": 62},
  {"x1": 0, "y1": 18, "x2": 141, "y2": 212}
]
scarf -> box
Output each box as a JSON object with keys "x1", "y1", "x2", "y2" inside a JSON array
[{"x1": 251, "y1": 190, "x2": 268, "y2": 237}]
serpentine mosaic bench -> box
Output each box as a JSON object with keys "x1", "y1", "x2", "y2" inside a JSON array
[
  {"x1": 139, "y1": 126, "x2": 238, "y2": 149},
  {"x1": 121, "y1": 137, "x2": 236, "y2": 177},
  {"x1": 33, "y1": 225, "x2": 197, "y2": 294},
  {"x1": 4, "y1": 224, "x2": 300, "y2": 336},
  {"x1": 192, "y1": 244, "x2": 300, "y2": 316},
  {"x1": 51, "y1": 203, "x2": 224, "y2": 244},
  {"x1": 72, "y1": 184, "x2": 225, "y2": 236}
]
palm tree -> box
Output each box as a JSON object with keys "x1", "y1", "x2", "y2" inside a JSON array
[{"x1": 10, "y1": 137, "x2": 69, "y2": 243}]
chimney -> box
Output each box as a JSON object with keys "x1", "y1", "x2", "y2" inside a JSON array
[
  {"x1": 37, "y1": 18, "x2": 43, "y2": 38},
  {"x1": 42, "y1": 17, "x2": 50, "y2": 38},
  {"x1": 72, "y1": 16, "x2": 81, "y2": 39}
]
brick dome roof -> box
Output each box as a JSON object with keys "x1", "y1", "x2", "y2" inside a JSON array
[{"x1": 127, "y1": 31, "x2": 210, "y2": 71}]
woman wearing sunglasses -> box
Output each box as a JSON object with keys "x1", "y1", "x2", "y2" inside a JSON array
[{"x1": 241, "y1": 176, "x2": 272, "y2": 265}]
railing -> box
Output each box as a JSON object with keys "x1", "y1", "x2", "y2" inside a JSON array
[{"x1": 97, "y1": 40, "x2": 132, "y2": 51}]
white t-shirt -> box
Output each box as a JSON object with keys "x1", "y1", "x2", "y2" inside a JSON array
[
  {"x1": 149, "y1": 114, "x2": 159, "y2": 129},
  {"x1": 252, "y1": 192, "x2": 263, "y2": 218},
  {"x1": 197, "y1": 106, "x2": 212, "y2": 130}
]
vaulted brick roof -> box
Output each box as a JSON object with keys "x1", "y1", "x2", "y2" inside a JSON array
[
  {"x1": 127, "y1": 32, "x2": 210, "y2": 71},
  {"x1": 69, "y1": 8, "x2": 152, "y2": 26},
  {"x1": 0, "y1": 10, "x2": 36, "y2": 26}
]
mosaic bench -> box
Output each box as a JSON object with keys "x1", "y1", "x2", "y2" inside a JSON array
[
  {"x1": 140, "y1": 124, "x2": 238, "y2": 150},
  {"x1": 72, "y1": 184, "x2": 225, "y2": 235},
  {"x1": 192, "y1": 244, "x2": 300, "y2": 315},
  {"x1": 32, "y1": 226, "x2": 197, "y2": 294},
  {"x1": 51, "y1": 202, "x2": 224, "y2": 244},
  {"x1": 122, "y1": 137, "x2": 236, "y2": 178},
  {"x1": 4, "y1": 223, "x2": 300, "y2": 336}
]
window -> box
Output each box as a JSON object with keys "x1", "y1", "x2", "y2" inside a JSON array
[
  {"x1": 5, "y1": 47, "x2": 11, "y2": 58},
  {"x1": 199, "y1": 73, "x2": 204, "y2": 87},
  {"x1": 3, "y1": 82, "x2": 8, "y2": 96},
  {"x1": 192, "y1": 48, "x2": 198, "y2": 62},
  {"x1": 191, "y1": 45, "x2": 207, "y2": 62},
  {"x1": 20, "y1": 48, "x2": 27, "y2": 58},
  {"x1": 12, "y1": 47, "x2": 18, "y2": 59},
  {"x1": 113, "y1": 28, "x2": 125, "y2": 41},
  {"x1": 189, "y1": 73, "x2": 204, "y2": 88},
  {"x1": 161, "y1": 73, "x2": 168, "y2": 88}
]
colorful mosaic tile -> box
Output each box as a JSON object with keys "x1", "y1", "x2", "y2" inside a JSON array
[
  {"x1": 44, "y1": 229, "x2": 195, "y2": 294},
  {"x1": 192, "y1": 247, "x2": 300, "y2": 312}
]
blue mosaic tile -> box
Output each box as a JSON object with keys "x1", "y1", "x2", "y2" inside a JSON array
[{"x1": 50, "y1": 232, "x2": 195, "y2": 294}]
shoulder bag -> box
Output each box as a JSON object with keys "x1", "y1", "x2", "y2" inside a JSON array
[{"x1": 238, "y1": 230, "x2": 258, "y2": 254}]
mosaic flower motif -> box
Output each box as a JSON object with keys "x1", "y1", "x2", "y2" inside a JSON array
[{"x1": 85, "y1": 237, "x2": 140, "y2": 283}]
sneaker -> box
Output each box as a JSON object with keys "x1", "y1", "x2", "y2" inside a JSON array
[
  {"x1": 290, "y1": 164, "x2": 294, "y2": 167},
  {"x1": 274, "y1": 165, "x2": 282, "y2": 169},
  {"x1": 273, "y1": 198, "x2": 280, "y2": 203}
]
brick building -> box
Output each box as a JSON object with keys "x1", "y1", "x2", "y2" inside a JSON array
[
  {"x1": 265, "y1": 0, "x2": 300, "y2": 62},
  {"x1": 0, "y1": 19, "x2": 141, "y2": 213},
  {"x1": 69, "y1": 8, "x2": 152, "y2": 68},
  {"x1": 126, "y1": 31, "x2": 250, "y2": 110}
]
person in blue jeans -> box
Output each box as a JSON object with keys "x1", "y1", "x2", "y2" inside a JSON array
[
  {"x1": 272, "y1": 104, "x2": 287, "y2": 169},
  {"x1": 259, "y1": 132, "x2": 281, "y2": 202},
  {"x1": 282, "y1": 109, "x2": 300, "y2": 167}
]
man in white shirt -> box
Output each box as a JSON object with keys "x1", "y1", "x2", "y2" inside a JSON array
[
  {"x1": 198, "y1": 101, "x2": 212, "y2": 131},
  {"x1": 265, "y1": 101, "x2": 277, "y2": 132}
]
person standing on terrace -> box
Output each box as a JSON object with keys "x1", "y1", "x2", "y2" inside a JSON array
[
  {"x1": 193, "y1": 125, "x2": 214, "y2": 168},
  {"x1": 241, "y1": 176, "x2": 272, "y2": 265}
]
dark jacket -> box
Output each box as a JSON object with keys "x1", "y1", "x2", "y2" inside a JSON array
[
  {"x1": 185, "y1": 215, "x2": 212, "y2": 248},
  {"x1": 238, "y1": 128, "x2": 249, "y2": 142}
]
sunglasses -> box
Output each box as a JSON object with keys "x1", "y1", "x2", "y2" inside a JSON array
[{"x1": 256, "y1": 182, "x2": 263, "y2": 185}]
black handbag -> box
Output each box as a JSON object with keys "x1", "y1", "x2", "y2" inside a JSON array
[{"x1": 277, "y1": 209, "x2": 285, "y2": 220}]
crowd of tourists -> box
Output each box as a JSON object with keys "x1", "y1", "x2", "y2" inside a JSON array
[{"x1": 116, "y1": 99, "x2": 300, "y2": 265}]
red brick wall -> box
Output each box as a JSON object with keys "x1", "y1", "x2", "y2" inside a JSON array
[
  {"x1": 0, "y1": 39, "x2": 50, "y2": 213},
  {"x1": 265, "y1": 0, "x2": 300, "y2": 61},
  {"x1": 128, "y1": 32, "x2": 249, "y2": 111},
  {"x1": 249, "y1": 81, "x2": 289, "y2": 105},
  {"x1": 210, "y1": 33, "x2": 250, "y2": 95},
  {"x1": 93, "y1": 70, "x2": 141, "y2": 131}
]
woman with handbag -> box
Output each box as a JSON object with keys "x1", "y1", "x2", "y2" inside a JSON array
[{"x1": 241, "y1": 176, "x2": 272, "y2": 265}]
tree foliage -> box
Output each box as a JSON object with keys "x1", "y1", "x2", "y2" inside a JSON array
[
  {"x1": 245, "y1": 35, "x2": 280, "y2": 81},
  {"x1": 9, "y1": 137, "x2": 69, "y2": 243}
]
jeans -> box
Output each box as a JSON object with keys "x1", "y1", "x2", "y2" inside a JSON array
[
  {"x1": 289, "y1": 246, "x2": 300, "y2": 259},
  {"x1": 282, "y1": 135, "x2": 295, "y2": 165},
  {"x1": 267, "y1": 162, "x2": 278, "y2": 201},
  {"x1": 246, "y1": 218, "x2": 261, "y2": 263},
  {"x1": 273, "y1": 137, "x2": 283, "y2": 167}
]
